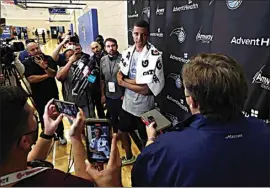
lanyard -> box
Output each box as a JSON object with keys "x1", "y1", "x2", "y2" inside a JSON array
[
  {"x1": 109, "y1": 60, "x2": 117, "y2": 79},
  {"x1": 0, "y1": 167, "x2": 49, "y2": 186}
]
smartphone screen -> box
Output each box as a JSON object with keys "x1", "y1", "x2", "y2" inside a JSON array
[
  {"x1": 53, "y1": 99, "x2": 79, "y2": 117},
  {"x1": 86, "y1": 124, "x2": 111, "y2": 163}
]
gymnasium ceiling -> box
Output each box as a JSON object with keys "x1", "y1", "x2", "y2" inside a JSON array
[{"x1": 1, "y1": 0, "x2": 87, "y2": 21}]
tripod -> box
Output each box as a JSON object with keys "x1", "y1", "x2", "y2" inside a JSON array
[{"x1": 0, "y1": 62, "x2": 36, "y2": 109}]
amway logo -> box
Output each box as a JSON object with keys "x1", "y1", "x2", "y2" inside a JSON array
[
  {"x1": 156, "y1": 5, "x2": 165, "y2": 15},
  {"x1": 196, "y1": 28, "x2": 213, "y2": 43},
  {"x1": 128, "y1": 11, "x2": 138, "y2": 18},
  {"x1": 167, "y1": 95, "x2": 189, "y2": 112},
  {"x1": 170, "y1": 53, "x2": 190, "y2": 64},
  {"x1": 252, "y1": 65, "x2": 270, "y2": 90},
  {"x1": 150, "y1": 28, "x2": 164, "y2": 38},
  {"x1": 173, "y1": 0, "x2": 199, "y2": 12},
  {"x1": 231, "y1": 37, "x2": 270, "y2": 47}
]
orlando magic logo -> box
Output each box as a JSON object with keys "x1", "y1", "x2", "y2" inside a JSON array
[
  {"x1": 165, "y1": 113, "x2": 179, "y2": 126},
  {"x1": 226, "y1": 0, "x2": 242, "y2": 10},
  {"x1": 170, "y1": 27, "x2": 186, "y2": 43},
  {"x1": 167, "y1": 73, "x2": 182, "y2": 89},
  {"x1": 142, "y1": 7, "x2": 150, "y2": 18}
]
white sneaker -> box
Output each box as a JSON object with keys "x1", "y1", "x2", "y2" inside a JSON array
[{"x1": 59, "y1": 136, "x2": 67, "y2": 145}]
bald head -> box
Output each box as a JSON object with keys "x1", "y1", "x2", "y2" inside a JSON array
[
  {"x1": 26, "y1": 42, "x2": 41, "y2": 56},
  {"x1": 90, "y1": 41, "x2": 102, "y2": 55}
]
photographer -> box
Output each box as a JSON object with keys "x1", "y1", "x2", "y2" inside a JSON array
[
  {"x1": 0, "y1": 86, "x2": 121, "y2": 186},
  {"x1": 131, "y1": 53, "x2": 270, "y2": 186},
  {"x1": 56, "y1": 49, "x2": 95, "y2": 119},
  {"x1": 23, "y1": 42, "x2": 67, "y2": 145},
  {"x1": 52, "y1": 35, "x2": 84, "y2": 67}
]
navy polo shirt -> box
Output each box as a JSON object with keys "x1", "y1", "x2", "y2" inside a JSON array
[{"x1": 132, "y1": 114, "x2": 270, "y2": 187}]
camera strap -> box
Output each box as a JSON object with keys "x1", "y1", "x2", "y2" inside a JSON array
[{"x1": 0, "y1": 167, "x2": 49, "y2": 186}]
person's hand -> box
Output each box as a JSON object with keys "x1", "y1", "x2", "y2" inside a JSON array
[
  {"x1": 69, "y1": 108, "x2": 86, "y2": 139},
  {"x1": 121, "y1": 96, "x2": 124, "y2": 100},
  {"x1": 35, "y1": 59, "x2": 48, "y2": 70},
  {"x1": 146, "y1": 122, "x2": 157, "y2": 140},
  {"x1": 62, "y1": 34, "x2": 70, "y2": 44},
  {"x1": 117, "y1": 71, "x2": 123, "y2": 86},
  {"x1": 43, "y1": 99, "x2": 64, "y2": 136},
  {"x1": 85, "y1": 134, "x2": 122, "y2": 187},
  {"x1": 69, "y1": 53, "x2": 79, "y2": 63},
  {"x1": 101, "y1": 95, "x2": 106, "y2": 104}
]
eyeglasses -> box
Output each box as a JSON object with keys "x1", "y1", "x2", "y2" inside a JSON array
[{"x1": 16, "y1": 114, "x2": 39, "y2": 146}]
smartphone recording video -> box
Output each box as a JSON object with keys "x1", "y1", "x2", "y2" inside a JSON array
[
  {"x1": 53, "y1": 99, "x2": 79, "y2": 117},
  {"x1": 86, "y1": 124, "x2": 111, "y2": 163}
]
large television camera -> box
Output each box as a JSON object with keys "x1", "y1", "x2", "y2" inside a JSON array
[
  {"x1": 71, "y1": 53, "x2": 99, "y2": 97},
  {"x1": 0, "y1": 38, "x2": 25, "y2": 66}
]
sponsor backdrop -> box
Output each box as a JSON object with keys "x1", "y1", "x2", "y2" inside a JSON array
[{"x1": 127, "y1": 0, "x2": 270, "y2": 125}]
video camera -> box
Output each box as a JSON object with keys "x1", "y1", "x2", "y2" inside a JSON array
[
  {"x1": 71, "y1": 53, "x2": 99, "y2": 97},
  {"x1": 0, "y1": 38, "x2": 25, "y2": 66}
]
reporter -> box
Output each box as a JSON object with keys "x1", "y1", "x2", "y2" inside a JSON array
[
  {"x1": 131, "y1": 53, "x2": 270, "y2": 186},
  {"x1": 0, "y1": 86, "x2": 94, "y2": 186}
]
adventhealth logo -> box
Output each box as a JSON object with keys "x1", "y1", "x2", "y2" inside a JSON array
[{"x1": 231, "y1": 37, "x2": 270, "y2": 46}]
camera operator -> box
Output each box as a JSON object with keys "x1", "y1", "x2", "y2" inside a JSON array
[
  {"x1": 23, "y1": 42, "x2": 67, "y2": 145},
  {"x1": 0, "y1": 86, "x2": 121, "y2": 186},
  {"x1": 131, "y1": 53, "x2": 270, "y2": 186},
  {"x1": 90, "y1": 41, "x2": 106, "y2": 118}
]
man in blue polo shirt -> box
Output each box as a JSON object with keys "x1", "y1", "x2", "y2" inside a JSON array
[{"x1": 132, "y1": 53, "x2": 270, "y2": 187}]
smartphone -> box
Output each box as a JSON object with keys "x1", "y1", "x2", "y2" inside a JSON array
[
  {"x1": 141, "y1": 109, "x2": 171, "y2": 132},
  {"x1": 53, "y1": 99, "x2": 79, "y2": 117},
  {"x1": 86, "y1": 124, "x2": 111, "y2": 163}
]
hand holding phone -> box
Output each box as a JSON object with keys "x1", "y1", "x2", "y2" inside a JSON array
[{"x1": 53, "y1": 99, "x2": 79, "y2": 117}]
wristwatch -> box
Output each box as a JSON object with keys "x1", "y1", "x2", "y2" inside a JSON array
[{"x1": 40, "y1": 132, "x2": 55, "y2": 140}]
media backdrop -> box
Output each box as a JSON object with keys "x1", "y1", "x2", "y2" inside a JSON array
[{"x1": 127, "y1": 0, "x2": 270, "y2": 125}]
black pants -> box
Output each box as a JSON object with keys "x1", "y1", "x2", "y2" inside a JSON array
[
  {"x1": 33, "y1": 95, "x2": 64, "y2": 137},
  {"x1": 91, "y1": 89, "x2": 105, "y2": 118},
  {"x1": 42, "y1": 36, "x2": 46, "y2": 44},
  {"x1": 106, "y1": 97, "x2": 122, "y2": 133}
]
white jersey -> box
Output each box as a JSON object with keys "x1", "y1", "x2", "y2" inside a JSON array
[{"x1": 89, "y1": 137, "x2": 109, "y2": 159}]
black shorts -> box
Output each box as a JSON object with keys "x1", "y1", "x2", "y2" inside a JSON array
[{"x1": 119, "y1": 109, "x2": 148, "y2": 147}]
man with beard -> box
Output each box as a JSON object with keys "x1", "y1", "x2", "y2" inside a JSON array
[
  {"x1": 0, "y1": 86, "x2": 122, "y2": 186},
  {"x1": 89, "y1": 41, "x2": 106, "y2": 118},
  {"x1": 23, "y1": 42, "x2": 67, "y2": 145},
  {"x1": 100, "y1": 38, "x2": 123, "y2": 133}
]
